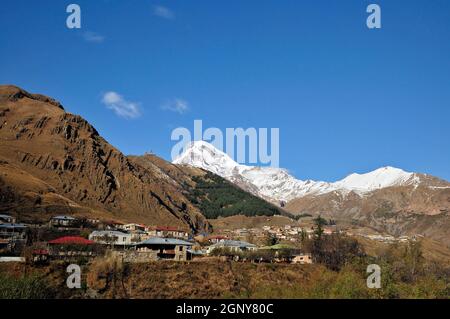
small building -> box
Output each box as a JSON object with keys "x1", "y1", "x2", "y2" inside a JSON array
[
  {"x1": 0, "y1": 214, "x2": 16, "y2": 224},
  {"x1": 323, "y1": 225, "x2": 338, "y2": 236},
  {"x1": 130, "y1": 229, "x2": 150, "y2": 242},
  {"x1": 86, "y1": 218, "x2": 101, "y2": 226},
  {"x1": 207, "y1": 235, "x2": 228, "y2": 244},
  {"x1": 292, "y1": 253, "x2": 313, "y2": 264},
  {"x1": 89, "y1": 230, "x2": 133, "y2": 246},
  {"x1": 49, "y1": 215, "x2": 78, "y2": 228},
  {"x1": 32, "y1": 249, "x2": 50, "y2": 264},
  {"x1": 148, "y1": 226, "x2": 189, "y2": 240},
  {"x1": 48, "y1": 236, "x2": 95, "y2": 245},
  {"x1": 207, "y1": 240, "x2": 257, "y2": 255},
  {"x1": 134, "y1": 237, "x2": 194, "y2": 261},
  {"x1": 0, "y1": 223, "x2": 28, "y2": 242},
  {"x1": 100, "y1": 220, "x2": 125, "y2": 231},
  {"x1": 235, "y1": 229, "x2": 249, "y2": 236},
  {"x1": 47, "y1": 236, "x2": 96, "y2": 260},
  {"x1": 121, "y1": 223, "x2": 146, "y2": 232}
]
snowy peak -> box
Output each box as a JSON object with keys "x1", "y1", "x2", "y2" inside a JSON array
[
  {"x1": 173, "y1": 140, "x2": 240, "y2": 177},
  {"x1": 172, "y1": 141, "x2": 430, "y2": 202},
  {"x1": 334, "y1": 166, "x2": 416, "y2": 192}
]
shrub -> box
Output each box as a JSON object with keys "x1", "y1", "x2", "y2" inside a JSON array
[{"x1": 0, "y1": 273, "x2": 55, "y2": 299}]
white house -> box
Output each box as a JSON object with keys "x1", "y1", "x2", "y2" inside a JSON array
[
  {"x1": 89, "y1": 230, "x2": 132, "y2": 245},
  {"x1": 207, "y1": 240, "x2": 257, "y2": 254}
]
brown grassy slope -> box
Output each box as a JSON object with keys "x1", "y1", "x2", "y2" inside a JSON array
[
  {"x1": 85, "y1": 259, "x2": 314, "y2": 299},
  {"x1": 0, "y1": 259, "x2": 315, "y2": 299},
  {"x1": 1, "y1": 256, "x2": 448, "y2": 299},
  {"x1": 356, "y1": 237, "x2": 450, "y2": 267},
  {"x1": 0, "y1": 85, "x2": 208, "y2": 230}
]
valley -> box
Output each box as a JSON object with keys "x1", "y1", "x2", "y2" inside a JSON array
[{"x1": 0, "y1": 85, "x2": 448, "y2": 300}]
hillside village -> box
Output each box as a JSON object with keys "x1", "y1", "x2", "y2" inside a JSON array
[{"x1": 0, "y1": 212, "x2": 421, "y2": 265}]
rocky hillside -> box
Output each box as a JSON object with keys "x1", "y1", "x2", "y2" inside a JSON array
[
  {"x1": 0, "y1": 85, "x2": 209, "y2": 231},
  {"x1": 286, "y1": 185, "x2": 450, "y2": 245}
]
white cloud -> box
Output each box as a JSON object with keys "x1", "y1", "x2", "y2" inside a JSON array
[
  {"x1": 161, "y1": 98, "x2": 189, "y2": 114},
  {"x1": 153, "y1": 5, "x2": 175, "y2": 20},
  {"x1": 83, "y1": 31, "x2": 105, "y2": 43},
  {"x1": 102, "y1": 91, "x2": 141, "y2": 119}
]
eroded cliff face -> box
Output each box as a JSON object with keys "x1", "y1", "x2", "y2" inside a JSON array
[{"x1": 0, "y1": 85, "x2": 209, "y2": 232}]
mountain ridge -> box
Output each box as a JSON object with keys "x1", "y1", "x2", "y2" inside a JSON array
[
  {"x1": 173, "y1": 140, "x2": 449, "y2": 203},
  {"x1": 173, "y1": 141, "x2": 450, "y2": 245},
  {"x1": 0, "y1": 85, "x2": 210, "y2": 231}
]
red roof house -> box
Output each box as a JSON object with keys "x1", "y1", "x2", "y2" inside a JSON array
[{"x1": 48, "y1": 236, "x2": 94, "y2": 245}]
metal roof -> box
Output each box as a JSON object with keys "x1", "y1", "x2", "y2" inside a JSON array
[
  {"x1": 0, "y1": 223, "x2": 27, "y2": 229},
  {"x1": 137, "y1": 237, "x2": 193, "y2": 246},
  {"x1": 51, "y1": 215, "x2": 76, "y2": 220},
  {"x1": 187, "y1": 249, "x2": 206, "y2": 255},
  {"x1": 0, "y1": 214, "x2": 13, "y2": 219},
  {"x1": 90, "y1": 230, "x2": 131, "y2": 237},
  {"x1": 48, "y1": 236, "x2": 94, "y2": 245},
  {"x1": 210, "y1": 240, "x2": 256, "y2": 248},
  {"x1": 260, "y1": 244, "x2": 295, "y2": 250}
]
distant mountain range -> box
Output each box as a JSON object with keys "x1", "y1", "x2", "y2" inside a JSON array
[
  {"x1": 173, "y1": 141, "x2": 450, "y2": 203},
  {"x1": 174, "y1": 141, "x2": 450, "y2": 245}
]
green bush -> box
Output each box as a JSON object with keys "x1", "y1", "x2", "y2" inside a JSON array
[{"x1": 0, "y1": 273, "x2": 55, "y2": 299}]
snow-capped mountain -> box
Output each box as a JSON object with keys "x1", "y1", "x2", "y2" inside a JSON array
[
  {"x1": 173, "y1": 141, "x2": 450, "y2": 246},
  {"x1": 173, "y1": 141, "x2": 441, "y2": 202}
]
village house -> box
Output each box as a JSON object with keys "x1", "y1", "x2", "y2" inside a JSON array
[
  {"x1": 235, "y1": 229, "x2": 249, "y2": 237},
  {"x1": 287, "y1": 230, "x2": 299, "y2": 236},
  {"x1": 87, "y1": 218, "x2": 101, "y2": 226},
  {"x1": 134, "y1": 237, "x2": 194, "y2": 261},
  {"x1": 148, "y1": 226, "x2": 189, "y2": 240},
  {"x1": 292, "y1": 253, "x2": 313, "y2": 264},
  {"x1": 121, "y1": 223, "x2": 146, "y2": 232},
  {"x1": 207, "y1": 240, "x2": 257, "y2": 255},
  {"x1": 89, "y1": 230, "x2": 133, "y2": 246},
  {"x1": 207, "y1": 235, "x2": 228, "y2": 244},
  {"x1": 49, "y1": 215, "x2": 78, "y2": 228},
  {"x1": 31, "y1": 249, "x2": 50, "y2": 264},
  {"x1": 100, "y1": 220, "x2": 124, "y2": 231},
  {"x1": 0, "y1": 223, "x2": 28, "y2": 242},
  {"x1": 118, "y1": 224, "x2": 151, "y2": 242},
  {"x1": 47, "y1": 236, "x2": 97, "y2": 260},
  {"x1": 131, "y1": 229, "x2": 150, "y2": 242}
]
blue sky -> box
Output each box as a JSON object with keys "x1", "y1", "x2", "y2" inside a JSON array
[{"x1": 1, "y1": 0, "x2": 449, "y2": 181}]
